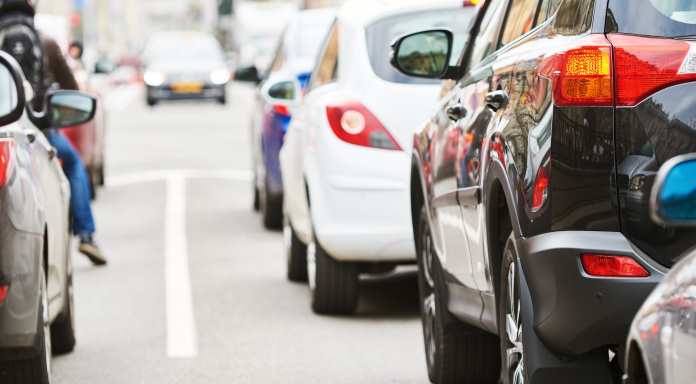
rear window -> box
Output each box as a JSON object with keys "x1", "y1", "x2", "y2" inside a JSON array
[
  {"x1": 366, "y1": 7, "x2": 476, "y2": 84},
  {"x1": 607, "y1": 0, "x2": 696, "y2": 37}
]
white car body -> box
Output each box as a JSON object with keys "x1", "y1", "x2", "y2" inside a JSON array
[{"x1": 281, "y1": 0, "x2": 468, "y2": 263}]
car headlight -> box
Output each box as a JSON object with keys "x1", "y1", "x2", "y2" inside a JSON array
[
  {"x1": 144, "y1": 70, "x2": 166, "y2": 87},
  {"x1": 210, "y1": 69, "x2": 230, "y2": 85}
]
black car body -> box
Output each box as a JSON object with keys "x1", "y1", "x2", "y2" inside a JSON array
[{"x1": 394, "y1": 0, "x2": 696, "y2": 383}]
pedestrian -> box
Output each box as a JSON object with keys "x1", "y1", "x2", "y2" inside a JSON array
[{"x1": 0, "y1": 0, "x2": 107, "y2": 266}]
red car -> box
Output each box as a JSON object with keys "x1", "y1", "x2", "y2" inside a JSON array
[{"x1": 59, "y1": 92, "x2": 106, "y2": 198}]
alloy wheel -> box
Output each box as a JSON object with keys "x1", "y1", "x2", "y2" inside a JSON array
[
  {"x1": 420, "y1": 221, "x2": 437, "y2": 369},
  {"x1": 41, "y1": 276, "x2": 52, "y2": 382},
  {"x1": 505, "y1": 261, "x2": 524, "y2": 384}
]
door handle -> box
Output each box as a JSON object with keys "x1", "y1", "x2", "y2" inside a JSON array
[
  {"x1": 485, "y1": 90, "x2": 509, "y2": 111},
  {"x1": 446, "y1": 104, "x2": 467, "y2": 122}
]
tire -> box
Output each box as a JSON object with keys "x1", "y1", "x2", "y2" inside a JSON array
[
  {"x1": 146, "y1": 98, "x2": 157, "y2": 107},
  {"x1": 285, "y1": 220, "x2": 308, "y2": 282},
  {"x1": 499, "y1": 233, "x2": 527, "y2": 384},
  {"x1": 51, "y1": 254, "x2": 76, "y2": 354},
  {"x1": 217, "y1": 95, "x2": 227, "y2": 105},
  {"x1": 416, "y1": 207, "x2": 499, "y2": 384},
  {"x1": 308, "y1": 235, "x2": 359, "y2": 315},
  {"x1": 0, "y1": 272, "x2": 52, "y2": 384},
  {"x1": 261, "y1": 183, "x2": 283, "y2": 230}
]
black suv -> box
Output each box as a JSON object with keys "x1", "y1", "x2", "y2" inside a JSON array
[{"x1": 391, "y1": 0, "x2": 696, "y2": 383}]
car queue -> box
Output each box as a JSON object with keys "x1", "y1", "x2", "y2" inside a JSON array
[{"x1": 240, "y1": 0, "x2": 696, "y2": 383}]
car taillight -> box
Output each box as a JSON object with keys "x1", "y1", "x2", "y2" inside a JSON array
[
  {"x1": 0, "y1": 139, "x2": 15, "y2": 187},
  {"x1": 581, "y1": 254, "x2": 650, "y2": 278},
  {"x1": 531, "y1": 161, "x2": 550, "y2": 211},
  {"x1": 272, "y1": 104, "x2": 291, "y2": 117},
  {"x1": 325, "y1": 100, "x2": 401, "y2": 151},
  {"x1": 0, "y1": 285, "x2": 7, "y2": 304},
  {"x1": 540, "y1": 34, "x2": 614, "y2": 106},
  {"x1": 608, "y1": 34, "x2": 696, "y2": 107}
]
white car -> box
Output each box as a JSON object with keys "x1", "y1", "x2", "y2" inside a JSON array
[{"x1": 280, "y1": 0, "x2": 477, "y2": 314}]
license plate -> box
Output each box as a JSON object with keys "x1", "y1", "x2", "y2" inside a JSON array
[{"x1": 172, "y1": 82, "x2": 203, "y2": 93}]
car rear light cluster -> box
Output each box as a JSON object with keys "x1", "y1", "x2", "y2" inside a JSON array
[
  {"x1": 608, "y1": 34, "x2": 696, "y2": 107},
  {"x1": 543, "y1": 34, "x2": 696, "y2": 107},
  {"x1": 325, "y1": 100, "x2": 401, "y2": 151},
  {"x1": 0, "y1": 138, "x2": 15, "y2": 187},
  {"x1": 581, "y1": 254, "x2": 650, "y2": 278},
  {"x1": 540, "y1": 35, "x2": 614, "y2": 106},
  {"x1": 0, "y1": 285, "x2": 8, "y2": 305}
]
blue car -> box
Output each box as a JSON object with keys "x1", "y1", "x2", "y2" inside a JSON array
[{"x1": 237, "y1": 8, "x2": 335, "y2": 229}]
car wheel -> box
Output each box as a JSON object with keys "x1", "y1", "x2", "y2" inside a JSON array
[
  {"x1": 416, "y1": 206, "x2": 499, "y2": 384},
  {"x1": 217, "y1": 95, "x2": 227, "y2": 105},
  {"x1": 0, "y1": 271, "x2": 52, "y2": 384},
  {"x1": 261, "y1": 183, "x2": 283, "y2": 230},
  {"x1": 51, "y1": 253, "x2": 76, "y2": 354},
  {"x1": 285, "y1": 219, "x2": 308, "y2": 282},
  {"x1": 499, "y1": 233, "x2": 527, "y2": 384},
  {"x1": 146, "y1": 98, "x2": 157, "y2": 107},
  {"x1": 308, "y1": 235, "x2": 358, "y2": 315}
]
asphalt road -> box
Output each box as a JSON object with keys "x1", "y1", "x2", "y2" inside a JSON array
[{"x1": 53, "y1": 84, "x2": 428, "y2": 384}]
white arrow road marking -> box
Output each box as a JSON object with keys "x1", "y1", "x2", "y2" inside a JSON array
[{"x1": 104, "y1": 169, "x2": 252, "y2": 358}]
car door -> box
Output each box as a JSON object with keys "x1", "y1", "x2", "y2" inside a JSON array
[
  {"x1": 25, "y1": 121, "x2": 71, "y2": 315},
  {"x1": 433, "y1": 0, "x2": 512, "y2": 298}
]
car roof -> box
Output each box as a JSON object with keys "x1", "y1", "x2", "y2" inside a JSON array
[{"x1": 337, "y1": 0, "x2": 465, "y2": 28}]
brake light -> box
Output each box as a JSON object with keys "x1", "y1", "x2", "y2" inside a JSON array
[
  {"x1": 325, "y1": 100, "x2": 401, "y2": 151},
  {"x1": 531, "y1": 162, "x2": 550, "y2": 211},
  {"x1": 540, "y1": 35, "x2": 613, "y2": 106},
  {"x1": 0, "y1": 286, "x2": 7, "y2": 304},
  {"x1": 608, "y1": 34, "x2": 696, "y2": 107},
  {"x1": 0, "y1": 139, "x2": 15, "y2": 187},
  {"x1": 581, "y1": 254, "x2": 650, "y2": 278},
  {"x1": 272, "y1": 104, "x2": 291, "y2": 117}
]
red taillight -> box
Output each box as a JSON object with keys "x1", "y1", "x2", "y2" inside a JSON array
[
  {"x1": 325, "y1": 100, "x2": 401, "y2": 151},
  {"x1": 541, "y1": 35, "x2": 613, "y2": 107},
  {"x1": 272, "y1": 104, "x2": 291, "y2": 117},
  {"x1": 531, "y1": 163, "x2": 550, "y2": 211},
  {"x1": 608, "y1": 34, "x2": 696, "y2": 107},
  {"x1": 0, "y1": 139, "x2": 15, "y2": 187},
  {"x1": 0, "y1": 285, "x2": 8, "y2": 304},
  {"x1": 581, "y1": 254, "x2": 650, "y2": 278}
]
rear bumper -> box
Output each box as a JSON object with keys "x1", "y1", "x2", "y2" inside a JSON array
[{"x1": 518, "y1": 231, "x2": 664, "y2": 356}]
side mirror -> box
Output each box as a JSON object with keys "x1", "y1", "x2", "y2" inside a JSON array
[
  {"x1": 651, "y1": 154, "x2": 696, "y2": 226},
  {"x1": 0, "y1": 51, "x2": 26, "y2": 126},
  {"x1": 47, "y1": 91, "x2": 97, "y2": 129},
  {"x1": 261, "y1": 77, "x2": 301, "y2": 107},
  {"x1": 391, "y1": 29, "x2": 454, "y2": 80},
  {"x1": 234, "y1": 65, "x2": 261, "y2": 84}
]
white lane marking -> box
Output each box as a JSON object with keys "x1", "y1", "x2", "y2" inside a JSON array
[
  {"x1": 104, "y1": 168, "x2": 251, "y2": 358},
  {"x1": 106, "y1": 169, "x2": 252, "y2": 188},
  {"x1": 165, "y1": 174, "x2": 198, "y2": 358}
]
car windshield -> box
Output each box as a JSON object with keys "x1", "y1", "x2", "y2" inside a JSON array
[
  {"x1": 607, "y1": 0, "x2": 696, "y2": 37},
  {"x1": 145, "y1": 34, "x2": 224, "y2": 63},
  {"x1": 366, "y1": 7, "x2": 476, "y2": 84}
]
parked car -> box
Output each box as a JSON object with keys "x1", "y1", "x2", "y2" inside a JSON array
[
  {"x1": 143, "y1": 31, "x2": 230, "y2": 106},
  {"x1": 0, "y1": 52, "x2": 97, "y2": 383},
  {"x1": 235, "y1": 8, "x2": 335, "y2": 232},
  {"x1": 279, "y1": 0, "x2": 477, "y2": 313},
  {"x1": 391, "y1": 0, "x2": 696, "y2": 382},
  {"x1": 624, "y1": 155, "x2": 696, "y2": 384}
]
